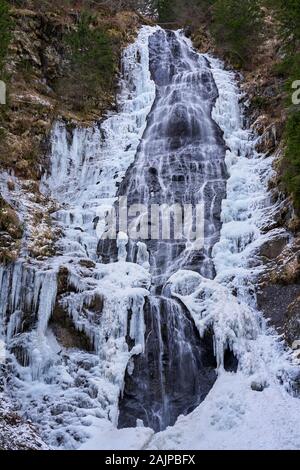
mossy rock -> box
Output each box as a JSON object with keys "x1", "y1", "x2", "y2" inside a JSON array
[{"x1": 0, "y1": 199, "x2": 22, "y2": 239}]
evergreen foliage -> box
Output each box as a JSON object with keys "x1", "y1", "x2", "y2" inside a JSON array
[
  {"x1": 59, "y1": 12, "x2": 116, "y2": 111},
  {"x1": 269, "y1": 0, "x2": 300, "y2": 207},
  {"x1": 66, "y1": 12, "x2": 115, "y2": 87},
  {"x1": 0, "y1": 0, "x2": 12, "y2": 74},
  {"x1": 211, "y1": 0, "x2": 263, "y2": 66}
]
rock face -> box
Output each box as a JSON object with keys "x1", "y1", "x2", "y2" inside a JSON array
[
  {"x1": 259, "y1": 231, "x2": 290, "y2": 261},
  {"x1": 257, "y1": 235, "x2": 300, "y2": 347},
  {"x1": 257, "y1": 285, "x2": 300, "y2": 340}
]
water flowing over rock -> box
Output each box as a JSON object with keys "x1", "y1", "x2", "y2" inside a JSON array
[{"x1": 0, "y1": 26, "x2": 300, "y2": 450}]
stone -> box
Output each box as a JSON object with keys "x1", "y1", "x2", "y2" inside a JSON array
[
  {"x1": 285, "y1": 299, "x2": 300, "y2": 346},
  {"x1": 259, "y1": 232, "x2": 290, "y2": 260},
  {"x1": 0, "y1": 394, "x2": 49, "y2": 450},
  {"x1": 251, "y1": 380, "x2": 268, "y2": 392}
]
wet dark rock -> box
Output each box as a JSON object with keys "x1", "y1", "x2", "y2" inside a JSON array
[
  {"x1": 11, "y1": 346, "x2": 30, "y2": 368},
  {"x1": 50, "y1": 304, "x2": 93, "y2": 351},
  {"x1": 257, "y1": 283, "x2": 300, "y2": 341},
  {"x1": 224, "y1": 348, "x2": 239, "y2": 372},
  {"x1": 259, "y1": 232, "x2": 290, "y2": 261}
]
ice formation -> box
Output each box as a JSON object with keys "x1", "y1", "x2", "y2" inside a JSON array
[
  {"x1": 146, "y1": 46, "x2": 300, "y2": 450},
  {"x1": 0, "y1": 26, "x2": 299, "y2": 450},
  {"x1": 0, "y1": 26, "x2": 157, "y2": 448}
]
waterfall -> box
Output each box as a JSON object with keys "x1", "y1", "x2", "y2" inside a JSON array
[
  {"x1": 0, "y1": 26, "x2": 158, "y2": 449},
  {"x1": 0, "y1": 26, "x2": 299, "y2": 450}
]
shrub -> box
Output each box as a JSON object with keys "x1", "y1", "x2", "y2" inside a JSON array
[
  {"x1": 156, "y1": 0, "x2": 176, "y2": 23},
  {"x1": 270, "y1": 0, "x2": 300, "y2": 46},
  {"x1": 268, "y1": 0, "x2": 300, "y2": 208},
  {"x1": 57, "y1": 12, "x2": 117, "y2": 112},
  {"x1": 0, "y1": 196, "x2": 23, "y2": 239},
  {"x1": 211, "y1": 0, "x2": 263, "y2": 67}
]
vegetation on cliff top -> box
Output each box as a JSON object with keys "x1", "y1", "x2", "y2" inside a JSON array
[
  {"x1": 56, "y1": 11, "x2": 117, "y2": 113},
  {"x1": 156, "y1": 0, "x2": 300, "y2": 209},
  {"x1": 1, "y1": 0, "x2": 300, "y2": 210},
  {"x1": 156, "y1": 0, "x2": 263, "y2": 66},
  {"x1": 0, "y1": 0, "x2": 12, "y2": 173},
  {"x1": 0, "y1": 1, "x2": 140, "y2": 180},
  {"x1": 0, "y1": 0, "x2": 11, "y2": 73}
]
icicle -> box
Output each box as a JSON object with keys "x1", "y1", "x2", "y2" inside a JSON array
[
  {"x1": 37, "y1": 271, "x2": 58, "y2": 337},
  {"x1": 117, "y1": 232, "x2": 129, "y2": 262},
  {"x1": 7, "y1": 311, "x2": 22, "y2": 341},
  {"x1": 136, "y1": 242, "x2": 150, "y2": 270}
]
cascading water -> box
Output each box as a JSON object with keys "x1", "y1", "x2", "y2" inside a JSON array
[
  {"x1": 0, "y1": 25, "x2": 300, "y2": 450},
  {"x1": 99, "y1": 29, "x2": 227, "y2": 282},
  {"x1": 147, "y1": 53, "x2": 300, "y2": 450},
  {"x1": 114, "y1": 29, "x2": 229, "y2": 431}
]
